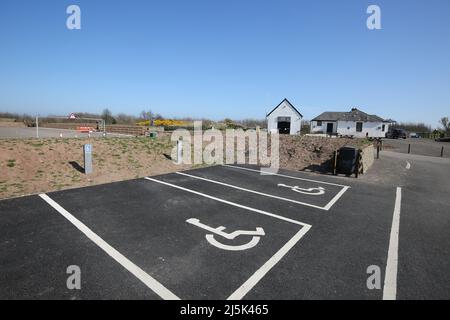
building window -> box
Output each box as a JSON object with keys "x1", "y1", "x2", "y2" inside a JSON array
[
  {"x1": 317, "y1": 121, "x2": 322, "y2": 126},
  {"x1": 356, "y1": 122, "x2": 363, "y2": 132},
  {"x1": 382, "y1": 124, "x2": 386, "y2": 132}
]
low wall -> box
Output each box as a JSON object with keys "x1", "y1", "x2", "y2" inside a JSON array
[{"x1": 358, "y1": 145, "x2": 375, "y2": 174}]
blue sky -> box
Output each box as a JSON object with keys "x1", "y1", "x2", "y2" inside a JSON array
[{"x1": 1, "y1": 0, "x2": 449, "y2": 127}]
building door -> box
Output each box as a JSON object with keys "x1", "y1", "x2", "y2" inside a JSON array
[
  {"x1": 277, "y1": 117, "x2": 291, "y2": 134},
  {"x1": 278, "y1": 121, "x2": 290, "y2": 134},
  {"x1": 326, "y1": 123, "x2": 334, "y2": 134}
]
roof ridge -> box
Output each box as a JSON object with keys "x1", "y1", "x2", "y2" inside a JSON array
[
  {"x1": 266, "y1": 98, "x2": 303, "y2": 118},
  {"x1": 312, "y1": 108, "x2": 384, "y2": 122}
]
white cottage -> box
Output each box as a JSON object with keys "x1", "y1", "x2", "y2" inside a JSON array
[
  {"x1": 310, "y1": 108, "x2": 390, "y2": 138},
  {"x1": 266, "y1": 99, "x2": 303, "y2": 135}
]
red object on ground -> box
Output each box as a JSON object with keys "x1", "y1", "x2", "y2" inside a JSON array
[{"x1": 77, "y1": 126, "x2": 95, "y2": 133}]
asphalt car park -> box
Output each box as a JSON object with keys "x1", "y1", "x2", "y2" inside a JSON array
[
  {"x1": 383, "y1": 138, "x2": 449, "y2": 159},
  {"x1": 1, "y1": 164, "x2": 406, "y2": 300}
]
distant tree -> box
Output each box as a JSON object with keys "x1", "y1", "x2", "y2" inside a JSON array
[
  {"x1": 140, "y1": 110, "x2": 154, "y2": 120},
  {"x1": 222, "y1": 118, "x2": 243, "y2": 129},
  {"x1": 75, "y1": 112, "x2": 102, "y2": 119},
  {"x1": 301, "y1": 120, "x2": 311, "y2": 134},
  {"x1": 101, "y1": 108, "x2": 116, "y2": 125},
  {"x1": 237, "y1": 118, "x2": 267, "y2": 129},
  {"x1": 140, "y1": 109, "x2": 155, "y2": 126},
  {"x1": 200, "y1": 119, "x2": 214, "y2": 130},
  {"x1": 116, "y1": 113, "x2": 138, "y2": 125},
  {"x1": 0, "y1": 112, "x2": 33, "y2": 122},
  {"x1": 439, "y1": 117, "x2": 450, "y2": 133},
  {"x1": 393, "y1": 122, "x2": 432, "y2": 133}
]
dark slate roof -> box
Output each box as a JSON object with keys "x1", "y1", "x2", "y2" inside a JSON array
[
  {"x1": 266, "y1": 98, "x2": 303, "y2": 118},
  {"x1": 312, "y1": 108, "x2": 387, "y2": 122}
]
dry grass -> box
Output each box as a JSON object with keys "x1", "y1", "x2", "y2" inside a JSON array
[
  {"x1": 0, "y1": 133, "x2": 371, "y2": 200},
  {"x1": 0, "y1": 136, "x2": 193, "y2": 199}
]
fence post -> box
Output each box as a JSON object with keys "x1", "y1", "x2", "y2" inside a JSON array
[
  {"x1": 408, "y1": 144, "x2": 411, "y2": 154},
  {"x1": 333, "y1": 150, "x2": 338, "y2": 175},
  {"x1": 441, "y1": 146, "x2": 444, "y2": 158},
  {"x1": 355, "y1": 151, "x2": 360, "y2": 178}
]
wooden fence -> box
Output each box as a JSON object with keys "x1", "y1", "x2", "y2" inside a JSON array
[
  {"x1": 41, "y1": 123, "x2": 146, "y2": 136},
  {"x1": 105, "y1": 125, "x2": 145, "y2": 136}
]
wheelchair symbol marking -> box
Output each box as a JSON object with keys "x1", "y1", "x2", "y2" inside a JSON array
[
  {"x1": 186, "y1": 218, "x2": 265, "y2": 251},
  {"x1": 277, "y1": 183, "x2": 325, "y2": 195}
]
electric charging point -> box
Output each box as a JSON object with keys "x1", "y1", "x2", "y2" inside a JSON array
[{"x1": 84, "y1": 144, "x2": 93, "y2": 174}]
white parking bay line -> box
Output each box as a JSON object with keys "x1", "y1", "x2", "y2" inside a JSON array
[
  {"x1": 144, "y1": 177, "x2": 310, "y2": 227},
  {"x1": 175, "y1": 171, "x2": 327, "y2": 211},
  {"x1": 383, "y1": 187, "x2": 402, "y2": 300},
  {"x1": 227, "y1": 226, "x2": 310, "y2": 300},
  {"x1": 223, "y1": 164, "x2": 349, "y2": 188},
  {"x1": 38, "y1": 193, "x2": 180, "y2": 300},
  {"x1": 201, "y1": 166, "x2": 350, "y2": 211},
  {"x1": 322, "y1": 186, "x2": 351, "y2": 211},
  {"x1": 144, "y1": 177, "x2": 312, "y2": 300}
]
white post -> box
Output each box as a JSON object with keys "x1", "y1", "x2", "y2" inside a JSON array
[
  {"x1": 177, "y1": 139, "x2": 183, "y2": 164},
  {"x1": 36, "y1": 116, "x2": 39, "y2": 138}
]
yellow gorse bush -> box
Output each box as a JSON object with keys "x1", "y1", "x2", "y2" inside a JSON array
[
  {"x1": 136, "y1": 119, "x2": 188, "y2": 127},
  {"x1": 154, "y1": 119, "x2": 187, "y2": 127}
]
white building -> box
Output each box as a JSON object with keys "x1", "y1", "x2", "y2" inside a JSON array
[
  {"x1": 266, "y1": 99, "x2": 303, "y2": 135},
  {"x1": 310, "y1": 108, "x2": 391, "y2": 138}
]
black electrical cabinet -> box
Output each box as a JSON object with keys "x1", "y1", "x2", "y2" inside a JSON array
[{"x1": 337, "y1": 146, "x2": 359, "y2": 176}]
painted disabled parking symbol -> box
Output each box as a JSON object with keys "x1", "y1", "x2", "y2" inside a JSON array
[
  {"x1": 277, "y1": 183, "x2": 325, "y2": 196},
  {"x1": 186, "y1": 218, "x2": 265, "y2": 251}
]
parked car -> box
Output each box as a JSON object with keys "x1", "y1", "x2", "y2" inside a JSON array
[
  {"x1": 386, "y1": 128, "x2": 407, "y2": 139},
  {"x1": 409, "y1": 132, "x2": 420, "y2": 138}
]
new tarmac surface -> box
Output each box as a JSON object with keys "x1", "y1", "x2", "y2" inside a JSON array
[
  {"x1": 383, "y1": 137, "x2": 449, "y2": 159},
  {"x1": 0, "y1": 153, "x2": 449, "y2": 299}
]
